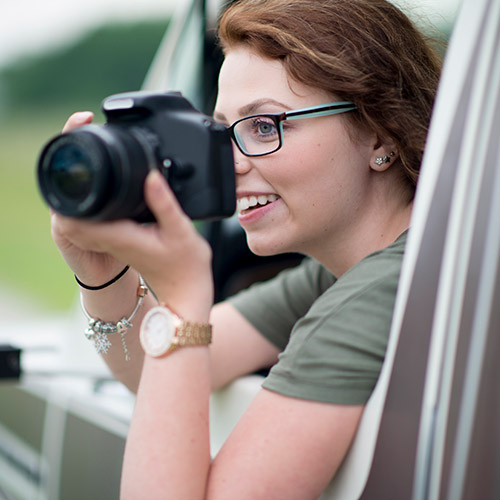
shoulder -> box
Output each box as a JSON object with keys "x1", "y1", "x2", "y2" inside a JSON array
[{"x1": 263, "y1": 231, "x2": 408, "y2": 405}]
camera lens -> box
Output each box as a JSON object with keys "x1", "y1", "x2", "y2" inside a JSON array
[
  {"x1": 38, "y1": 130, "x2": 113, "y2": 218},
  {"x1": 37, "y1": 125, "x2": 154, "y2": 221},
  {"x1": 48, "y1": 143, "x2": 95, "y2": 202}
]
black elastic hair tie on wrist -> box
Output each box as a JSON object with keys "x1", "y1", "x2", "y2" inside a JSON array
[{"x1": 75, "y1": 265, "x2": 130, "y2": 291}]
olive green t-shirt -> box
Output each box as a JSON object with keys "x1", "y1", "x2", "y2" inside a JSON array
[{"x1": 229, "y1": 232, "x2": 407, "y2": 405}]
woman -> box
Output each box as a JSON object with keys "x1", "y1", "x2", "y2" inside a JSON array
[{"x1": 51, "y1": 0, "x2": 441, "y2": 497}]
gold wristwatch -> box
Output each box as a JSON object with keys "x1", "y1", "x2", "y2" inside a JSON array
[{"x1": 140, "y1": 305, "x2": 212, "y2": 357}]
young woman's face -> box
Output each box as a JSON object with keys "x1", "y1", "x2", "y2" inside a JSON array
[{"x1": 214, "y1": 46, "x2": 377, "y2": 261}]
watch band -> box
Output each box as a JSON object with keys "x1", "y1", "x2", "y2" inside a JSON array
[{"x1": 175, "y1": 320, "x2": 212, "y2": 347}]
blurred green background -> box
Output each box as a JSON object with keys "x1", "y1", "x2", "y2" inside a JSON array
[
  {"x1": 0, "y1": 20, "x2": 169, "y2": 311},
  {"x1": 0, "y1": 5, "x2": 455, "y2": 315}
]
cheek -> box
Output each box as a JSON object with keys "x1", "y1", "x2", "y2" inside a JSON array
[
  {"x1": 270, "y1": 147, "x2": 335, "y2": 206},
  {"x1": 269, "y1": 126, "x2": 365, "y2": 204}
]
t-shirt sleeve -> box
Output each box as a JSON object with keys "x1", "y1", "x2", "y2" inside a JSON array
[
  {"x1": 262, "y1": 244, "x2": 404, "y2": 405},
  {"x1": 229, "y1": 258, "x2": 336, "y2": 350}
]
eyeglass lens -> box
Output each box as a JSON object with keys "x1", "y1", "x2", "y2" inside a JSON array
[{"x1": 233, "y1": 116, "x2": 280, "y2": 156}]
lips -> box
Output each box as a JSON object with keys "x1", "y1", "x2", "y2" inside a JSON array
[{"x1": 237, "y1": 194, "x2": 279, "y2": 213}]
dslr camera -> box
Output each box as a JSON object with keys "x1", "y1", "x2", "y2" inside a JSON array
[{"x1": 37, "y1": 91, "x2": 236, "y2": 222}]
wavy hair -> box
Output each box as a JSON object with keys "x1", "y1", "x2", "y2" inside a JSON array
[{"x1": 218, "y1": 0, "x2": 442, "y2": 192}]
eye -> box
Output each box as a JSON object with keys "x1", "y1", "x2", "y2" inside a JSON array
[
  {"x1": 251, "y1": 117, "x2": 278, "y2": 140},
  {"x1": 256, "y1": 121, "x2": 274, "y2": 135}
]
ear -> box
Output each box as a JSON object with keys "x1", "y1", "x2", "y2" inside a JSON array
[{"x1": 370, "y1": 138, "x2": 399, "y2": 172}]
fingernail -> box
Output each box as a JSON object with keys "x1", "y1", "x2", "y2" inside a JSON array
[{"x1": 71, "y1": 111, "x2": 93, "y2": 125}]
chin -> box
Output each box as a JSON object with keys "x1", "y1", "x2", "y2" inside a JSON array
[{"x1": 246, "y1": 235, "x2": 290, "y2": 257}]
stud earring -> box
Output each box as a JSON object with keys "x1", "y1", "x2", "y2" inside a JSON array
[{"x1": 375, "y1": 151, "x2": 395, "y2": 166}]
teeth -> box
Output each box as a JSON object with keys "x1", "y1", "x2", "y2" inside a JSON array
[
  {"x1": 237, "y1": 194, "x2": 278, "y2": 212},
  {"x1": 239, "y1": 198, "x2": 250, "y2": 210}
]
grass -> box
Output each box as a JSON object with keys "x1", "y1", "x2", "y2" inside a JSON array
[{"x1": 0, "y1": 110, "x2": 83, "y2": 311}]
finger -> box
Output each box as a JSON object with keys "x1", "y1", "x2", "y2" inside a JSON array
[
  {"x1": 144, "y1": 170, "x2": 192, "y2": 236},
  {"x1": 61, "y1": 217, "x2": 134, "y2": 251},
  {"x1": 62, "y1": 111, "x2": 94, "y2": 133}
]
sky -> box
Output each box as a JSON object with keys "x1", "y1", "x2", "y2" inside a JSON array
[
  {"x1": 0, "y1": 0, "x2": 461, "y2": 70},
  {"x1": 0, "y1": 0, "x2": 185, "y2": 68}
]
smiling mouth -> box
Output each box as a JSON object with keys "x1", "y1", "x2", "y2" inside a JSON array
[{"x1": 237, "y1": 194, "x2": 279, "y2": 213}]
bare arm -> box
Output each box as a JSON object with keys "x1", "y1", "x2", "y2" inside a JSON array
[
  {"x1": 208, "y1": 390, "x2": 363, "y2": 499},
  {"x1": 209, "y1": 301, "x2": 280, "y2": 390},
  {"x1": 123, "y1": 343, "x2": 363, "y2": 500}
]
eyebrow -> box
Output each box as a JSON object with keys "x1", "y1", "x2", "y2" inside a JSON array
[{"x1": 214, "y1": 98, "x2": 291, "y2": 123}]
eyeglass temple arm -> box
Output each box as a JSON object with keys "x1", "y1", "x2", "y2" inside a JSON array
[{"x1": 284, "y1": 102, "x2": 357, "y2": 120}]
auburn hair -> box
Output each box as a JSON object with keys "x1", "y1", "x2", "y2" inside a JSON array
[{"x1": 218, "y1": 0, "x2": 442, "y2": 191}]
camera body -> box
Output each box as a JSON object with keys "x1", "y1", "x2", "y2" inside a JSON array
[{"x1": 37, "y1": 91, "x2": 236, "y2": 222}]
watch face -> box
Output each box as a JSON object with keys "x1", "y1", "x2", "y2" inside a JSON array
[{"x1": 140, "y1": 307, "x2": 176, "y2": 357}]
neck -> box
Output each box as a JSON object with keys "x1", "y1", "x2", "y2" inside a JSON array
[{"x1": 310, "y1": 197, "x2": 413, "y2": 277}]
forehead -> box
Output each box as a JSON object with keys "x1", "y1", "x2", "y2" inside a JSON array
[
  {"x1": 215, "y1": 46, "x2": 331, "y2": 119},
  {"x1": 219, "y1": 47, "x2": 289, "y2": 95}
]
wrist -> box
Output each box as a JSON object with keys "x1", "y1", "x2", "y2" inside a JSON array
[
  {"x1": 81, "y1": 268, "x2": 147, "y2": 322},
  {"x1": 156, "y1": 288, "x2": 213, "y2": 324},
  {"x1": 82, "y1": 276, "x2": 148, "y2": 359},
  {"x1": 75, "y1": 265, "x2": 130, "y2": 290}
]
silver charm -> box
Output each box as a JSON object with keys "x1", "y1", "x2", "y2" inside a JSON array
[
  {"x1": 94, "y1": 332, "x2": 112, "y2": 355},
  {"x1": 120, "y1": 333, "x2": 130, "y2": 361},
  {"x1": 117, "y1": 318, "x2": 132, "y2": 360}
]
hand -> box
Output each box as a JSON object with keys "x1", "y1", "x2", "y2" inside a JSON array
[
  {"x1": 55, "y1": 170, "x2": 213, "y2": 320},
  {"x1": 130, "y1": 170, "x2": 214, "y2": 317}
]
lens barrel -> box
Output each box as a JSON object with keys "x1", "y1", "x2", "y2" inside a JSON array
[{"x1": 37, "y1": 125, "x2": 153, "y2": 221}]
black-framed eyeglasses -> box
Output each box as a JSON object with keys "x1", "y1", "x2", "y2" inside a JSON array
[{"x1": 227, "y1": 101, "x2": 357, "y2": 157}]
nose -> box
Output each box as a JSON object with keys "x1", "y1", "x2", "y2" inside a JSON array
[{"x1": 232, "y1": 143, "x2": 252, "y2": 175}]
